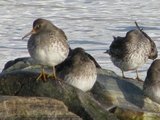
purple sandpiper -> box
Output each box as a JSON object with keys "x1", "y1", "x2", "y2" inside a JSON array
[
  {"x1": 22, "y1": 18, "x2": 69, "y2": 81},
  {"x1": 143, "y1": 59, "x2": 160, "y2": 104},
  {"x1": 58, "y1": 47, "x2": 97, "y2": 92},
  {"x1": 105, "y1": 23, "x2": 157, "y2": 81}
]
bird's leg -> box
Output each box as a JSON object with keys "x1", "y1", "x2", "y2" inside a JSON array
[
  {"x1": 48, "y1": 66, "x2": 62, "y2": 81},
  {"x1": 136, "y1": 69, "x2": 139, "y2": 79},
  {"x1": 52, "y1": 66, "x2": 57, "y2": 80},
  {"x1": 47, "y1": 66, "x2": 57, "y2": 80},
  {"x1": 122, "y1": 70, "x2": 125, "y2": 78},
  {"x1": 36, "y1": 66, "x2": 47, "y2": 81},
  {"x1": 47, "y1": 66, "x2": 64, "y2": 89},
  {"x1": 51, "y1": 66, "x2": 65, "y2": 87},
  {"x1": 135, "y1": 70, "x2": 143, "y2": 82},
  {"x1": 52, "y1": 66, "x2": 63, "y2": 82}
]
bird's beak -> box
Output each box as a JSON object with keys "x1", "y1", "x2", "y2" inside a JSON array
[{"x1": 22, "y1": 29, "x2": 36, "y2": 40}]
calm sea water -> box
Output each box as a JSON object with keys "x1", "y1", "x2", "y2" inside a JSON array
[{"x1": 0, "y1": 0, "x2": 160, "y2": 80}]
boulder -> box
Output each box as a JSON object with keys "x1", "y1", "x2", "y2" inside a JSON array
[
  {"x1": 0, "y1": 57, "x2": 117, "y2": 120},
  {"x1": 92, "y1": 69, "x2": 160, "y2": 119},
  {"x1": 1, "y1": 57, "x2": 160, "y2": 120},
  {"x1": 0, "y1": 96, "x2": 81, "y2": 120}
]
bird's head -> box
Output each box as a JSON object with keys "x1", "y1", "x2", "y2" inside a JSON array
[
  {"x1": 22, "y1": 18, "x2": 54, "y2": 40},
  {"x1": 149, "y1": 42, "x2": 158, "y2": 60}
]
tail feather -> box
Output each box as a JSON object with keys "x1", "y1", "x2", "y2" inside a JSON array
[{"x1": 104, "y1": 49, "x2": 110, "y2": 55}]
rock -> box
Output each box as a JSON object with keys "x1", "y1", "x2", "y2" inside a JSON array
[
  {"x1": 92, "y1": 69, "x2": 160, "y2": 119},
  {"x1": 2, "y1": 57, "x2": 160, "y2": 120},
  {"x1": 0, "y1": 95, "x2": 81, "y2": 120},
  {"x1": 2, "y1": 57, "x2": 35, "y2": 72},
  {"x1": 110, "y1": 106, "x2": 160, "y2": 120},
  {"x1": 0, "y1": 58, "x2": 118, "y2": 120}
]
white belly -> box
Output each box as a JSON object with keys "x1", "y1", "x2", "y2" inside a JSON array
[
  {"x1": 65, "y1": 73, "x2": 97, "y2": 92},
  {"x1": 30, "y1": 42, "x2": 69, "y2": 66},
  {"x1": 65, "y1": 63, "x2": 97, "y2": 92}
]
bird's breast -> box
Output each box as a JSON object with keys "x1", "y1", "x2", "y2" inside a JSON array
[{"x1": 28, "y1": 36, "x2": 69, "y2": 66}]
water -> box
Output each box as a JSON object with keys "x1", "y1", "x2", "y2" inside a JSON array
[{"x1": 0, "y1": 0, "x2": 160, "y2": 80}]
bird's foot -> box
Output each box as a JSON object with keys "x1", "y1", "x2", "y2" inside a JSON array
[
  {"x1": 36, "y1": 72, "x2": 47, "y2": 82},
  {"x1": 47, "y1": 74, "x2": 56, "y2": 80},
  {"x1": 135, "y1": 77, "x2": 144, "y2": 82}
]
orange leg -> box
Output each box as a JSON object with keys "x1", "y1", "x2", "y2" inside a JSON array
[{"x1": 36, "y1": 66, "x2": 47, "y2": 81}]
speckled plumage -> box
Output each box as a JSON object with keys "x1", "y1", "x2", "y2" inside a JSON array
[
  {"x1": 106, "y1": 29, "x2": 157, "y2": 79},
  {"x1": 58, "y1": 48, "x2": 97, "y2": 92},
  {"x1": 23, "y1": 18, "x2": 69, "y2": 80},
  {"x1": 27, "y1": 19, "x2": 69, "y2": 67}
]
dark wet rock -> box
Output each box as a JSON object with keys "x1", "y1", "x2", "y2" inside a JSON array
[
  {"x1": 0, "y1": 96, "x2": 82, "y2": 120},
  {"x1": 2, "y1": 57, "x2": 34, "y2": 72},
  {"x1": 1, "y1": 57, "x2": 160, "y2": 120}
]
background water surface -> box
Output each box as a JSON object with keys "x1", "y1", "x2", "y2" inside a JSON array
[{"x1": 0, "y1": 0, "x2": 160, "y2": 80}]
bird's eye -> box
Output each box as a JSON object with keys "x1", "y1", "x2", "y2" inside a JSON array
[{"x1": 35, "y1": 24, "x2": 41, "y2": 29}]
